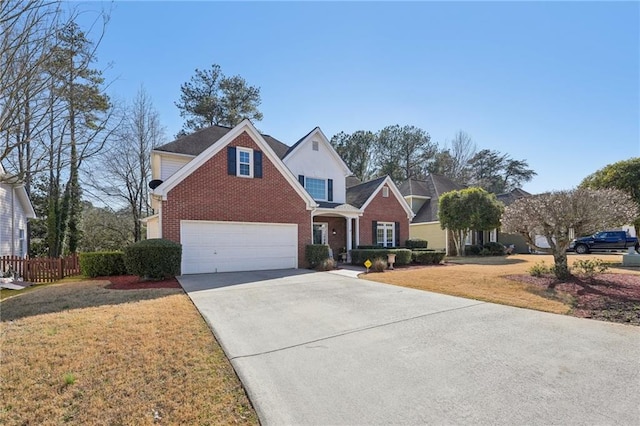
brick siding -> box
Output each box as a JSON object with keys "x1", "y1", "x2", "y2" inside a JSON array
[
  {"x1": 161, "y1": 131, "x2": 311, "y2": 267},
  {"x1": 359, "y1": 184, "x2": 410, "y2": 246}
]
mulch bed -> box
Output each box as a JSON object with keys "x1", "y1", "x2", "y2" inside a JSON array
[
  {"x1": 97, "y1": 275, "x2": 182, "y2": 290},
  {"x1": 506, "y1": 273, "x2": 640, "y2": 325}
]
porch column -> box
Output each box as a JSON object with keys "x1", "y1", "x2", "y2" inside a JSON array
[
  {"x1": 346, "y1": 217, "x2": 353, "y2": 262},
  {"x1": 355, "y1": 217, "x2": 360, "y2": 248}
]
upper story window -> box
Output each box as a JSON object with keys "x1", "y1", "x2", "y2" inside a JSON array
[
  {"x1": 382, "y1": 186, "x2": 389, "y2": 197},
  {"x1": 312, "y1": 141, "x2": 319, "y2": 151},
  {"x1": 238, "y1": 148, "x2": 252, "y2": 177},
  {"x1": 306, "y1": 178, "x2": 326, "y2": 200}
]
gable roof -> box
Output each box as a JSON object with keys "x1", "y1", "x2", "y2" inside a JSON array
[
  {"x1": 155, "y1": 125, "x2": 290, "y2": 159},
  {"x1": 152, "y1": 120, "x2": 316, "y2": 209},
  {"x1": 347, "y1": 175, "x2": 414, "y2": 219},
  {"x1": 282, "y1": 127, "x2": 352, "y2": 176},
  {"x1": 400, "y1": 175, "x2": 464, "y2": 223},
  {"x1": 496, "y1": 188, "x2": 531, "y2": 205},
  {"x1": 0, "y1": 163, "x2": 36, "y2": 218}
]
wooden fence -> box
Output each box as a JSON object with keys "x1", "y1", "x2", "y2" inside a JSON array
[{"x1": 0, "y1": 254, "x2": 80, "y2": 283}]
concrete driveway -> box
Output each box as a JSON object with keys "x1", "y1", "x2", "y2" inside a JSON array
[{"x1": 178, "y1": 270, "x2": 640, "y2": 425}]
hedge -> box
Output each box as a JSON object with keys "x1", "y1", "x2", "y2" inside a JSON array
[
  {"x1": 350, "y1": 248, "x2": 412, "y2": 266},
  {"x1": 412, "y1": 250, "x2": 446, "y2": 265},
  {"x1": 123, "y1": 238, "x2": 181, "y2": 279},
  {"x1": 79, "y1": 251, "x2": 127, "y2": 277},
  {"x1": 305, "y1": 244, "x2": 330, "y2": 268},
  {"x1": 405, "y1": 239, "x2": 428, "y2": 249},
  {"x1": 465, "y1": 242, "x2": 505, "y2": 256}
]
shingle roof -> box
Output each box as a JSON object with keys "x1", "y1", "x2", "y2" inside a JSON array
[
  {"x1": 346, "y1": 175, "x2": 362, "y2": 188},
  {"x1": 496, "y1": 188, "x2": 531, "y2": 205},
  {"x1": 399, "y1": 175, "x2": 464, "y2": 223},
  {"x1": 346, "y1": 176, "x2": 387, "y2": 208},
  {"x1": 154, "y1": 125, "x2": 290, "y2": 159}
]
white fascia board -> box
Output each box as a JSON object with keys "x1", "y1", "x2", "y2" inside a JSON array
[
  {"x1": 140, "y1": 214, "x2": 159, "y2": 223},
  {"x1": 286, "y1": 127, "x2": 353, "y2": 176},
  {"x1": 153, "y1": 120, "x2": 317, "y2": 209},
  {"x1": 409, "y1": 221, "x2": 441, "y2": 226},
  {"x1": 360, "y1": 176, "x2": 415, "y2": 220},
  {"x1": 150, "y1": 150, "x2": 196, "y2": 159},
  {"x1": 15, "y1": 185, "x2": 36, "y2": 219}
]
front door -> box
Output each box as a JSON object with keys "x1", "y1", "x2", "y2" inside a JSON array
[{"x1": 313, "y1": 222, "x2": 328, "y2": 245}]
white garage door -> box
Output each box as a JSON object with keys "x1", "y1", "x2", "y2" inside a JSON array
[{"x1": 181, "y1": 221, "x2": 298, "y2": 274}]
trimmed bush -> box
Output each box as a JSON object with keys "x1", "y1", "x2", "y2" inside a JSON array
[
  {"x1": 79, "y1": 251, "x2": 127, "y2": 277},
  {"x1": 306, "y1": 244, "x2": 330, "y2": 269},
  {"x1": 123, "y1": 239, "x2": 181, "y2": 279},
  {"x1": 412, "y1": 250, "x2": 446, "y2": 265},
  {"x1": 483, "y1": 242, "x2": 506, "y2": 256},
  {"x1": 464, "y1": 244, "x2": 482, "y2": 256},
  {"x1": 316, "y1": 257, "x2": 336, "y2": 271},
  {"x1": 405, "y1": 239, "x2": 428, "y2": 249},
  {"x1": 350, "y1": 249, "x2": 412, "y2": 266}
]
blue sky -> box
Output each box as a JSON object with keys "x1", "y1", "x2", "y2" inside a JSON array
[{"x1": 77, "y1": 1, "x2": 639, "y2": 194}]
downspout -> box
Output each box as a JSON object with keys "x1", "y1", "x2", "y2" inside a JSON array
[{"x1": 11, "y1": 186, "x2": 15, "y2": 255}]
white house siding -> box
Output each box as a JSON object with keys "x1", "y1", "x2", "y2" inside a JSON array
[
  {"x1": 284, "y1": 139, "x2": 347, "y2": 204},
  {"x1": 157, "y1": 154, "x2": 192, "y2": 181},
  {"x1": 0, "y1": 183, "x2": 28, "y2": 257}
]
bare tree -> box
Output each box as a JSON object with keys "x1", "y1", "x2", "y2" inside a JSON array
[
  {"x1": 1, "y1": 0, "x2": 63, "y2": 168},
  {"x1": 501, "y1": 188, "x2": 638, "y2": 280},
  {"x1": 90, "y1": 87, "x2": 165, "y2": 242}
]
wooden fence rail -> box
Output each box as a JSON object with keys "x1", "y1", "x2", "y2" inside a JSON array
[{"x1": 0, "y1": 254, "x2": 80, "y2": 283}]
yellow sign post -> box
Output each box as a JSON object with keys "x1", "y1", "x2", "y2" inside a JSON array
[{"x1": 364, "y1": 259, "x2": 372, "y2": 273}]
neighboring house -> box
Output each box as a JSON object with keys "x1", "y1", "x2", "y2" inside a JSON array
[
  {"x1": 400, "y1": 176, "x2": 533, "y2": 255},
  {"x1": 0, "y1": 164, "x2": 36, "y2": 258},
  {"x1": 145, "y1": 120, "x2": 413, "y2": 274},
  {"x1": 399, "y1": 175, "x2": 463, "y2": 253}
]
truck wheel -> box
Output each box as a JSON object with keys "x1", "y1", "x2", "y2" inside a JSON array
[{"x1": 575, "y1": 244, "x2": 589, "y2": 254}]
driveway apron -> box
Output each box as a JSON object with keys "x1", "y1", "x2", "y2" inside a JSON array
[{"x1": 178, "y1": 270, "x2": 640, "y2": 426}]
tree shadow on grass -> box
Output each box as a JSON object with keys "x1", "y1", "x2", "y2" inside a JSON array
[
  {"x1": 0, "y1": 280, "x2": 182, "y2": 322},
  {"x1": 447, "y1": 256, "x2": 527, "y2": 266}
]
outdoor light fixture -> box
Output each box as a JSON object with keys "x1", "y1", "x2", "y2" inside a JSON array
[{"x1": 332, "y1": 228, "x2": 337, "y2": 235}]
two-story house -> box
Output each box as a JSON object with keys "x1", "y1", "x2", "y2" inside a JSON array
[{"x1": 145, "y1": 120, "x2": 413, "y2": 274}]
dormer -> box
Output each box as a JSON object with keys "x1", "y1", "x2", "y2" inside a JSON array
[{"x1": 282, "y1": 127, "x2": 352, "y2": 204}]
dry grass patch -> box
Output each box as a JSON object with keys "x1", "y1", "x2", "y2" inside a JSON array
[
  {"x1": 364, "y1": 254, "x2": 639, "y2": 315},
  {"x1": 0, "y1": 280, "x2": 257, "y2": 425}
]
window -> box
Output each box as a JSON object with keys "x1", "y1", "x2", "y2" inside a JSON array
[
  {"x1": 305, "y1": 178, "x2": 326, "y2": 200},
  {"x1": 382, "y1": 186, "x2": 389, "y2": 197},
  {"x1": 489, "y1": 229, "x2": 497, "y2": 243},
  {"x1": 18, "y1": 229, "x2": 25, "y2": 257},
  {"x1": 312, "y1": 140, "x2": 319, "y2": 151},
  {"x1": 377, "y1": 222, "x2": 395, "y2": 247},
  {"x1": 237, "y1": 148, "x2": 253, "y2": 177},
  {"x1": 313, "y1": 223, "x2": 328, "y2": 245}
]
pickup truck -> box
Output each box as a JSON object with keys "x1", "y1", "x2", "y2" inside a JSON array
[{"x1": 569, "y1": 231, "x2": 639, "y2": 254}]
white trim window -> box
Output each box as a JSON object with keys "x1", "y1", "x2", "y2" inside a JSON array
[
  {"x1": 313, "y1": 222, "x2": 328, "y2": 245},
  {"x1": 305, "y1": 178, "x2": 326, "y2": 200},
  {"x1": 489, "y1": 229, "x2": 497, "y2": 243},
  {"x1": 18, "y1": 228, "x2": 25, "y2": 257},
  {"x1": 377, "y1": 222, "x2": 395, "y2": 247},
  {"x1": 382, "y1": 186, "x2": 389, "y2": 197},
  {"x1": 237, "y1": 148, "x2": 253, "y2": 177}
]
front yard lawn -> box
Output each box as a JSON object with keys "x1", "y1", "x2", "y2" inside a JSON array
[
  {"x1": 365, "y1": 254, "x2": 640, "y2": 324},
  {"x1": 0, "y1": 279, "x2": 257, "y2": 425}
]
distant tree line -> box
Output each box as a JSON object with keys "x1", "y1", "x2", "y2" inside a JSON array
[{"x1": 330, "y1": 127, "x2": 536, "y2": 193}]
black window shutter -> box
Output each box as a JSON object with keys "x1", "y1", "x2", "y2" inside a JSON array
[
  {"x1": 372, "y1": 221, "x2": 378, "y2": 245},
  {"x1": 298, "y1": 175, "x2": 305, "y2": 186},
  {"x1": 327, "y1": 179, "x2": 333, "y2": 201},
  {"x1": 254, "y1": 150, "x2": 263, "y2": 178},
  {"x1": 227, "y1": 147, "x2": 236, "y2": 175},
  {"x1": 395, "y1": 222, "x2": 400, "y2": 247}
]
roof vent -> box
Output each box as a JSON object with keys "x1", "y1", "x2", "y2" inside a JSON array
[{"x1": 149, "y1": 179, "x2": 163, "y2": 189}]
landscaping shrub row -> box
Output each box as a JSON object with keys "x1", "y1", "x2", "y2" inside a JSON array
[
  {"x1": 350, "y1": 249, "x2": 413, "y2": 266},
  {"x1": 79, "y1": 239, "x2": 182, "y2": 279},
  {"x1": 412, "y1": 250, "x2": 446, "y2": 265},
  {"x1": 305, "y1": 244, "x2": 330, "y2": 269},
  {"x1": 465, "y1": 242, "x2": 506, "y2": 256}
]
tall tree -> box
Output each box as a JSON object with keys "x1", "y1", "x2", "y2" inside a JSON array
[
  {"x1": 438, "y1": 187, "x2": 504, "y2": 256},
  {"x1": 375, "y1": 125, "x2": 437, "y2": 182},
  {"x1": 330, "y1": 130, "x2": 376, "y2": 181},
  {"x1": 175, "y1": 64, "x2": 262, "y2": 133},
  {"x1": 580, "y1": 158, "x2": 640, "y2": 235},
  {"x1": 46, "y1": 20, "x2": 110, "y2": 255},
  {"x1": 501, "y1": 188, "x2": 637, "y2": 280},
  {"x1": 429, "y1": 130, "x2": 477, "y2": 184},
  {"x1": 91, "y1": 87, "x2": 165, "y2": 242},
  {"x1": 467, "y1": 149, "x2": 536, "y2": 193}
]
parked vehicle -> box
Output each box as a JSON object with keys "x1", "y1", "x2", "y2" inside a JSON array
[{"x1": 569, "y1": 231, "x2": 639, "y2": 254}]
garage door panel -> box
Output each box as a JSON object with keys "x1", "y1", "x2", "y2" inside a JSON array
[{"x1": 181, "y1": 221, "x2": 298, "y2": 274}]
